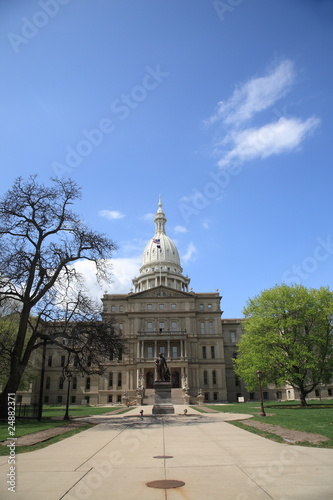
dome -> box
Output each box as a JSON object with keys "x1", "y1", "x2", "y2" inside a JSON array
[
  {"x1": 132, "y1": 197, "x2": 190, "y2": 293},
  {"x1": 140, "y1": 196, "x2": 181, "y2": 272}
]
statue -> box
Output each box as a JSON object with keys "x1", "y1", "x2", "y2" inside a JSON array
[{"x1": 155, "y1": 353, "x2": 170, "y2": 382}]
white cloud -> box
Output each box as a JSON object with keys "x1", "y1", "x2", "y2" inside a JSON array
[
  {"x1": 202, "y1": 220, "x2": 210, "y2": 230},
  {"x1": 182, "y1": 242, "x2": 197, "y2": 263},
  {"x1": 71, "y1": 257, "x2": 142, "y2": 302},
  {"x1": 206, "y1": 59, "x2": 295, "y2": 127},
  {"x1": 99, "y1": 210, "x2": 125, "y2": 220},
  {"x1": 174, "y1": 225, "x2": 187, "y2": 233},
  {"x1": 218, "y1": 116, "x2": 320, "y2": 167}
]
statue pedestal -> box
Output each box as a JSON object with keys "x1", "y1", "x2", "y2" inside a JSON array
[{"x1": 152, "y1": 382, "x2": 174, "y2": 414}]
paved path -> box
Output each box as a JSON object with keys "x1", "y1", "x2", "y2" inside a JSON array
[{"x1": 1, "y1": 405, "x2": 333, "y2": 499}]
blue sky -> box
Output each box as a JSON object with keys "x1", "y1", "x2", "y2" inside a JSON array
[{"x1": 1, "y1": 0, "x2": 333, "y2": 317}]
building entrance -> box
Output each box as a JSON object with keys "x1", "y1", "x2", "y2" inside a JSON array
[
  {"x1": 146, "y1": 371, "x2": 154, "y2": 388},
  {"x1": 171, "y1": 370, "x2": 180, "y2": 388}
]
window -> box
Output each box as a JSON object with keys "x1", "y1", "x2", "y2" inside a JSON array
[
  {"x1": 211, "y1": 346, "x2": 215, "y2": 359},
  {"x1": 263, "y1": 392, "x2": 269, "y2": 400},
  {"x1": 147, "y1": 322, "x2": 153, "y2": 332},
  {"x1": 235, "y1": 375, "x2": 240, "y2": 387},
  {"x1": 85, "y1": 396, "x2": 90, "y2": 404},
  {"x1": 118, "y1": 348, "x2": 123, "y2": 361},
  {"x1": 213, "y1": 392, "x2": 218, "y2": 401},
  {"x1": 202, "y1": 346, "x2": 207, "y2": 359},
  {"x1": 212, "y1": 370, "x2": 217, "y2": 385},
  {"x1": 45, "y1": 377, "x2": 50, "y2": 390},
  {"x1": 117, "y1": 395, "x2": 121, "y2": 403},
  {"x1": 117, "y1": 373, "x2": 122, "y2": 387},
  {"x1": 59, "y1": 377, "x2": 64, "y2": 390},
  {"x1": 328, "y1": 388, "x2": 332, "y2": 396},
  {"x1": 230, "y1": 331, "x2": 236, "y2": 343},
  {"x1": 204, "y1": 392, "x2": 209, "y2": 402},
  {"x1": 209, "y1": 321, "x2": 213, "y2": 334},
  {"x1": 159, "y1": 322, "x2": 165, "y2": 332},
  {"x1": 86, "y1": 377, "x2": 91, "y2": 390},
  {"x1": 315, "y1": 389, "x2": 320, "y2": 397},
  {"x1": 276, "y1": 391, "x2": 282, "y2": 400},
  {"x1": 199, "y1": 304, "x2": 204, "y2": 310},
  {"x1": 108, "y1": 395, "x2": 113, "y2": 403},
  {"x1": 200, "y1": 322, "x2": 205, "y2": 335},
  {"x1": 147, "y1": 304, "x2": 152, "y2": 310},
  {"x1": 159, "y1": 304, "x2": 164, "y2": 310},
  {"x1": 57, "y1": 395, "x2": 63, "y2": 404},
  {"x1": 171, "y1": 321, "x2": 177, "y2": 331},
  {"x1": 119, "y1": 305, "x2": 124, "y2": 312},
  {"x1": 111, "y1": 305, "x2": 116, "y2": 312},
  {"x1": 44, "y1": 395, "x2": 49, "y2": 403},
  {"x1": 147, "y1": 346, "x2": 153, "y2": 358},
  {"x1": 159, "y1": 346, "x2": 166, "y2": 355},
  {"x1": 204, "y1": 370, "x2": 208, "y2": 385},
  {"x1": 109, "y1": 349, "x2": 114, "y2": 361},
  {"x1": 109, "y1": 373, "x2": 113, "y2": 387},
  {"x1": 47, "y1": 355, "x2": 52, "y2": 367},
  {"x1": 207, "y1": 304, "x2": 212, "y2": 310},
  {"x1": 172, "y1": 345, "x2": 178, "y2": 358},
  {"x1": 71, "y1": 396, "x2": 76, "y2": 404},
  {"x1": 171, "y1": 304, "x2": 176, "y2": 310},
  {"x1": 72, "y1": 377, "x2": 77, "y2": 390}
]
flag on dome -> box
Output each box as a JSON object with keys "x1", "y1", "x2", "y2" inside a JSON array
[{"x1": 153, "y1": 238, "x2": 161, "y2": 248}]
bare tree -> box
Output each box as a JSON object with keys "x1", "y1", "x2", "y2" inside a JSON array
[{"x1": 0, "y1": 175, "x2": 120, "y2": 418}]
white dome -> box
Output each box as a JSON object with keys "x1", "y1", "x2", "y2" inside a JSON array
[
  {"x1": 132, "y1": 197, "x2": 190, "y2": 293},
  {"x1": 142, "y1": 234, "x2": 180, "y2": 268}
]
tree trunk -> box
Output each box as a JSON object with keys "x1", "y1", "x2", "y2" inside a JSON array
[{"x1": 299, "y1": 389, "x2": 308, "y2": 407}]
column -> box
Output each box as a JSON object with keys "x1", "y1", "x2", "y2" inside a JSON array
[
  {"x1": 154, "y1": 340, "x2": 158, "y2": 358},
  {"x1": 180, "y1": 339, "x2": 184, "y2": 359},
  {"x1": 184, "y1": 339, "x2": 187, "y2": 359},
  {"x1": 141, "y1": 340, "x2": 144, "y2": 359},
  {"x1": 167, "y1": 340, "x2": 171, "y2": 359}
]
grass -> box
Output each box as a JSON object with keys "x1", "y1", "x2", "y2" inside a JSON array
[
  {"x1": 196, "y1": 400, "x2": 333, "y2": 448},
  {"x1": 0, "y1": 422, "x2": 93, "y2": 455},
  {"x1": 0, "y1": 405, "x2": 130, "y2": 454}
]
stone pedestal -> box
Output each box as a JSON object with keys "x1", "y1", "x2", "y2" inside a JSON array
[{"x1": 152, "y1": 381, "x2": 175, "y2": 414}]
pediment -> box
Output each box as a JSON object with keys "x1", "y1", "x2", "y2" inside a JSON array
[{"x1": 131, "y1": 285, "x2": 192, "y2": 299}]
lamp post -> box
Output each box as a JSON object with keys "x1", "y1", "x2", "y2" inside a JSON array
[
  {"x1": 37, "y1": 336, "x2": 48, "y2": 421},
  {"x1": 256, "y1": 370, "x2": 266, "y2": 417},
  {"x1": 63, "y1": 369, "x2": 72, "y2": 420}
]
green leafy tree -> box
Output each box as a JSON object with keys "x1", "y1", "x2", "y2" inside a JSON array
[
  {"x1": 0, "y1": 176, "x2": 121, "y2": 418},
  {"x1": 234, "y1": 284, "x2": 333, "y2": 406}
]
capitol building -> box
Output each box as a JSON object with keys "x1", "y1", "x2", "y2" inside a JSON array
[{"x1": 21, "y1": 199, "x2": 330, "y2": 407}]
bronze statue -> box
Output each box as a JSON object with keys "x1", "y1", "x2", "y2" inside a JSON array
[{"x1": 155, "y1": 353, "x2": 170, "y2": 382}]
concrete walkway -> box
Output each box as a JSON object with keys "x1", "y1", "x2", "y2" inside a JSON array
[{"x1": 1, "y1": 405, "x2": 333, "y2": 500}]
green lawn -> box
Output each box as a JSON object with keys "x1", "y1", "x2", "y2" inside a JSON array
[
  {"x1": 0, "y1": 406, "x2": 128, "y2": 443},
  {"x1": 198, "y1": 400, "x2": 333, "y2": 447}
]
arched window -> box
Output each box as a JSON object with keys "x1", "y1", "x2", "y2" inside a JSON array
[{"x1": 86, "y1": 377, "x2": 91, "y2": 390}]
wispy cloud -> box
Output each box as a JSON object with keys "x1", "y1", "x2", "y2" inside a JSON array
[
  {"x1": 205, "y1": 59, "x2": 320, "y2": 169},
  {"x1": 99, "y1": 209, "x2": 125, "y2": 220},
  {"x1": 174, "y1": 225, "x2": 187, "y2": 233},
  {"x1": 206, "y1": 59, "x2": 295, "y2": 127},
  {"x1": 182, "y1": 242, "x2": 197, "y2": 263},
  {"x1": 218, "y1": 116, "x2": 320, "y2": 167}
]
